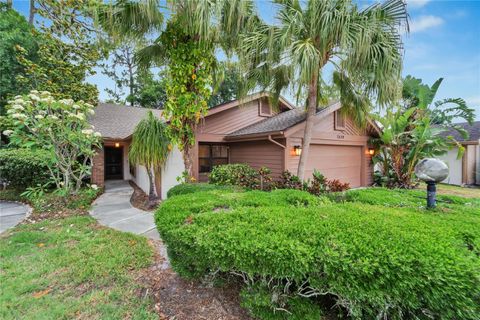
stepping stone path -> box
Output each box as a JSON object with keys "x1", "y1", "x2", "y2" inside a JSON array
[
  {"x1": 0, "y1": 201, "x2": 31, "y2": 233},
  {"x1": 91, "y1": 180, "x2": 160, "y2": 239}
]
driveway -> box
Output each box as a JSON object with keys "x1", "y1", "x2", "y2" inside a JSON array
[
  {"x1": 90, "y1": 180, "x2": 160, "y2": 239},
  {"x1": 0, "y1": 201, "x2": 30, "y2": 233}
]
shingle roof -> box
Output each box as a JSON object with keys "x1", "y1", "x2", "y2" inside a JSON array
[
  {"x1": 89, "y1": 103, "x2": 163, "y2": 140},
  {"x1": 228, "y1": 102, "x2": 340, "y2": 137},
  {"x1": 439, "y1": 121, "x2": 480, "y2": 142}
]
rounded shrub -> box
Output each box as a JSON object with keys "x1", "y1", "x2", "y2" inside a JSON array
[
  {"x1": 209, "y1": 163, "x2": 259, "y2": 188},
  {"x1": 155, "y1": 188, "x2": 480, "y2": 319},
  {"x1": 0, "y1": 148, "x2": 53, "y2": 189}
]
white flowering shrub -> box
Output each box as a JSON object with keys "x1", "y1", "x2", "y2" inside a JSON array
[{"x1": 3, "y1": 90, "x2": 102, "y2": 194}]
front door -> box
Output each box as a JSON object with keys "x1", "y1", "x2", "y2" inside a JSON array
[{"x1": 105, "y1": 146, "x2": 123, "y2": 180}]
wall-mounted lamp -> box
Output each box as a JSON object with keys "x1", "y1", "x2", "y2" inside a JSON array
[
  {"x1": 294, "y1": 145, "x2": 302, "y2": 156},
  {"x1": 367, "y1": 148, "x2": 375, "y2": 156},
  {"x1": 114, "y1": 142, "x2": 120, "y2": 148}
]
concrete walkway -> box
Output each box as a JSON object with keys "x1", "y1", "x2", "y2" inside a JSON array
[
  {"x1": 0, "y1": 201, "x2": 31, "y2": 233},
  {"x1": 90, "y1": 180, "x2": 160, "y2": 240}
]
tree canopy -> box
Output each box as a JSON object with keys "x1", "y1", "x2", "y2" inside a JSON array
[{"x1": 0, "y1": 3, "x2": 37, "y2": 111}]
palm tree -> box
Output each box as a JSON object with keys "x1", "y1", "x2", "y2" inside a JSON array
[
  {"x1": 238, "y1": 0, "x2": 408, "y2": 180},
  {"x1": 96, "y1": 0, "x2": 256, "y2": 179},
  {"x1": 129, "y1": 111, "x2": 171, "y2": 204}
]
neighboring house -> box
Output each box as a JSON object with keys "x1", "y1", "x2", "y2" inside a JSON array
[
  {"x1": 438, "y1": 121, "x2": 480, "y2": 186},
  {"x1": 90, "y1": 93, "x2": 378, "y2": 198}
]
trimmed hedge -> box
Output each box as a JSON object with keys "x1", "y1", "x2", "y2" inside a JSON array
[
  {"x1": 0, "y1": 148, "x2": 52, "y2": 189},
  {"x1": 166, "y1": 183, "x2": 239, "y2": 198},
  {"x1": 155, "y1": 188, "x2": 480, "y2": 319}
]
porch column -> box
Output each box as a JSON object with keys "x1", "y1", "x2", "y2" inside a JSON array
[{"x1": 91, "y1": 146, "x2": 105, "y2": 187}]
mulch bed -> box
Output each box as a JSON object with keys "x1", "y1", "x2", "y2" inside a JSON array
[
  {"x1": 135, "y1": 240, "x2": 252, "y2": 320},
  {"x1": 129, "y1": 181, "x2": 159, "y2": 211}
]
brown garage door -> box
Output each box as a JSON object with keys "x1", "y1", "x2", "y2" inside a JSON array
[{"x1": 306, "y1": 145, "x2": 362, "y2": 187}]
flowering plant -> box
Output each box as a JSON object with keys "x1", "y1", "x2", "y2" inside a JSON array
[{"x1": 3, "y1": 90, "x2": 102, "y2": 194}]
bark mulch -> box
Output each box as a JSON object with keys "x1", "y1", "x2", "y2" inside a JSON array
[
  {"x1": 129, "y1": 181, "x2": 160, "y2": 211},
  {"x1": 135, "y1": 240, "x2": 252, "y2": 320}
]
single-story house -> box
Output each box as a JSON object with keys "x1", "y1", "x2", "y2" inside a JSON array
[
  {"x1": 437, "y1": 121, "x2": 480, "y2": 186},
  {"x1": 89, "y1": 93, "x2": 378, "y2": 198}
]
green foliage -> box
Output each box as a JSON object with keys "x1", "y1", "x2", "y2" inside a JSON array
[
  {"x1": 156, "y1": 188, "x2": 480, "y2": 319},
  {"x1": 167, "y1": 183, "x2": 238, "y2": 198},
  {"x1": 208, "y1": 61, "x2": 240, "y2": 107},
  {"x1": 0, "y1": 4, "x2": 38, "y2": 111},
  {"x1": 24, "y1": 186, "x2": 101, "y2": 214},
  {"x1": 4, "y1": 91, "x2": 102, "y2": 194},
  {"x1": 129, "y1": 110, "x2": 170, "y2": 200},
  {"x1": 14, "y1": 0, "x2": 102, "y2": 104},
  {"x1": 372, "y1": 76, "x2": 475, "y2": 188},
  {"x1": 0, "y1": 148, "x2": 52, "y2": 189},
  {"x1": 209, "y1": 163, "x2": 260, "y2": 189},
  {"x1": 240, "y1": 283, "x2": 323, "y2": 320},
  {"x1": 129, "y1": 69, "x2": 167, "y2": 109},
  {"x1": 0, "y1": 215, "x2": 156, "y2": 319},
  {"x1": 162, "y1": 19, "x2": 214, "y2": 159}
]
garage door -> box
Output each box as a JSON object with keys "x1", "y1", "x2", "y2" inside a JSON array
[{"x1": 306, "y1": 145, "x2": 362, "y2": 188}]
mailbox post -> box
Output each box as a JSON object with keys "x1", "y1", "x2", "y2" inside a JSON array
[{"x1": 414, "y1": 158, "x2": 449, "y2": 209}]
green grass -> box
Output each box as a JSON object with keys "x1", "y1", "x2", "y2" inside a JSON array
[
  {"x1": 417, "y1": 183, "x2": 480, "y2": 198},
  {"x1": 0, "y1": 216, "x2": 156, "y2": 320}
]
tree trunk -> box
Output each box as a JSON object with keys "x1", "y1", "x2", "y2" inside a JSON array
[
  {"x1": 297, "y1": 72, "x2": 319, "y2": 181},
  {"x1": 182, "y1": 144, "x2": 194, "y2": 182},
  {"x1": 29, "y1": 0, "x2": 36, "y2": 25},
  {"x1": 146, "y1": 166, "x2": 157, "y2": 203}
]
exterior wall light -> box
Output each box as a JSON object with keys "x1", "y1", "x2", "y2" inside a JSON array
[
  {"x1": 114, "y1": 142, "x2": 120, "y2": 148},
  {"x1": 367, "y1": 148, "x2": 375, "y2": 156},
  {"x1": 294, "y1": 145, "x2": 302, "y2": 156}
]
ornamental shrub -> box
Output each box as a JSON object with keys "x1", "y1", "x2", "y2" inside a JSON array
[
  {"x1": 0, "y1": 148, "x2": 52, "y2": 189},
  {"x1": 156, "y1": 188, "x2": 480, "y2": 319},
  {"x1": 3, "y1": 90, "x2": 102, "y2": 194},
  {"x1": 209, "y1": 163, "x2": 259, "y2": 189}
]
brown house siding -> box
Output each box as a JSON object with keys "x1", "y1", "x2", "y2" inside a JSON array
[
  {"x1": 229, "y1": 140, "x2": 285, "y2": 177},
  {"x1": 285, "y1": 114, "x2": 373, "y2": 187},
  {"x1": 200, "y1": 99, "x2": 280, "y2": 135},
  {"x1": 91, "y1": 146, "x2": 105, "y2": 187}
]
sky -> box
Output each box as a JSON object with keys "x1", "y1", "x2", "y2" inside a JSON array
[{"x1": 11, "y1": 0, "x2": 480, "y2": 121}]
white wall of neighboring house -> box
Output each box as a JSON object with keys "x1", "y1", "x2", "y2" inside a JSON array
[
  {"x1": 438, "y1": 148, "x2": 463, "y2": 185},
  {"x1": 129, "y1": 146, "x2": 185, "y2": 199}
]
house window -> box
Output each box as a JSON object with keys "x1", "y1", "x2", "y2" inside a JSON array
[
  {"x1": 334, "y1": 110, "x2": 346, "y2": 130},
  {"x1": 259, "y1": 98, "x2": 272, "y2": 116},
  {"x1": 199, "y1": 144, "x2": 229, "y2": 173}
]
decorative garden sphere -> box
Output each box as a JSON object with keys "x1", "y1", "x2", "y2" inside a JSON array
[{"x1": 414, "y1": 158, "x2": 449, "y2": 183}]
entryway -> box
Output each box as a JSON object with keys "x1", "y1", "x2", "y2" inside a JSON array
[{"x1": 105, "y1": 146, "x2": 123, "y2": 180}]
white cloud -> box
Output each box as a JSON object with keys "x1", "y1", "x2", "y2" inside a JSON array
[
  {"x1": 410, "y1": 15, "x2": 444, "y2": 33},
  {"x1": 466, "y1": 96, "x2": 480, "y2": 106},
  {"x1": 408, "y1": 0, "x2": 431, "y2": 9}
]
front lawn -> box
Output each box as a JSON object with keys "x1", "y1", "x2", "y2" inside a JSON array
[
  {"x1": 416, "y1": 183, "x2": 480, "y2": 198},
  {"x1": 0, "y1": 216, "x2": 157, "y2": 319},
  {"x1": 156, "y1": 186, "x2": 480, "y2": 319}
]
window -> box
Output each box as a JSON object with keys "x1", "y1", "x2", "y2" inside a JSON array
[
  {"x1": 199, "y1": 144, "x2": 229, "y2": 173},
  {"x1": 258, "y1": 98, "x2": 272, "y2": 116},
  {"x1": 334, "y1": 110, "x2": 346, "y2": 130}
]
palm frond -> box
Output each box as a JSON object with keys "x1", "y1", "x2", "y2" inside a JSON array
[{"x1": 96, "y1": 0, "x2": 164, "y2": 39}]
